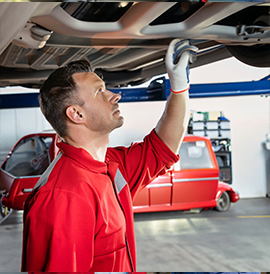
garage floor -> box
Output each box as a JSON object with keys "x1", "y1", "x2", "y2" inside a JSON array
[{"x1": 0, "y1": 197, "x2": 269, "y2": 272}]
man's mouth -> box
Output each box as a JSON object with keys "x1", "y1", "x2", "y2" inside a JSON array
[{"x1": 113, "y1": 104, "x2": 120, "y2": 114}]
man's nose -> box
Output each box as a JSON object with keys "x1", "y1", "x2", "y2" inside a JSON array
[{"x1": 109, "y1": 90, "x2": 121, "y2": 104}]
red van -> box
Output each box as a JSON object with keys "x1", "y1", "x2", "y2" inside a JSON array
[
  {"x1": 0, "y1": 133, "x2": 239, "y2": 217},
  {"x1": 0, "y1": 133, "x2": 58, "y2": 216},
  {"x1": 133, "y1": 135, "x2": 239, "y2": 213}
]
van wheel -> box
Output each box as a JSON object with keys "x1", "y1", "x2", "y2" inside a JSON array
[{"x1": 215, "y1": 191, "x2": 230, "y2": 212}]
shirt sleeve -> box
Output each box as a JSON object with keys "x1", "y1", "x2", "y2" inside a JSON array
[
  {"x1": 22, "y1": 189, "x2": 96, "y2": 271},
  {"x1": 106, "y1": 129, "x2": 179, "y2": 199}
]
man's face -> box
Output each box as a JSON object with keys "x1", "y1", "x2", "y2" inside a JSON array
[{"x1": 72, "y1": 72, "x2": 124, "y2": 134}]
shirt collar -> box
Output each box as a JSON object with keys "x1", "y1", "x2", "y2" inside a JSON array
[{"x1": 57, "y1": 141, "x2": 110, "y2": 174}]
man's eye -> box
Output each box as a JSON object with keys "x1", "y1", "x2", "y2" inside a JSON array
[{"x1": 98, "y1": 88, "x2": 105, "y2": 92}]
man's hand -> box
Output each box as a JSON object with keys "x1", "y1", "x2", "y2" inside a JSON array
[{"x1": 166, "y1": 39, "x2": 198, "y2": 93}]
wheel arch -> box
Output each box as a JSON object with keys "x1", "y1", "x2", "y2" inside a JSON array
[
  {"x1": 216, "y1": 181, "x2": 234, "y2": 201},
  {"x1": 216, "y1": 181, "x2": 240, "y2": 203}
]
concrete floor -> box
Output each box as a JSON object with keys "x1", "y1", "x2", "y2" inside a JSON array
[{"x1": 0, "y1": 197, "x2": 269, "y2": 272}]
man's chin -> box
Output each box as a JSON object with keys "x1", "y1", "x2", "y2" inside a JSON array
[
  {"x1": 117, "y1": 117, "x2": 124, "y2": 128},
  {"x1": 111, "y1": 116, "x2": 124, "y2": 131}
]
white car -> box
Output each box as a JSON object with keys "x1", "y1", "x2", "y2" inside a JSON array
[{"x1": 0, "y1": 1, "x2": 269, "y2": 88}]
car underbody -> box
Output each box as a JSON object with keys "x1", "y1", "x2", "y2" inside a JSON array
[{"x1": 0, "y1": 1, "x2": 269, "y2": 88}]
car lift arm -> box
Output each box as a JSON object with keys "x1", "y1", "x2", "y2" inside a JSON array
[{"x1": 0, "y1": 74, "x2": 269, "y2": 108}]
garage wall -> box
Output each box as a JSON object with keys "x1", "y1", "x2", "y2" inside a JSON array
[{"x1": 189, "y1": 95, "x2": 269, "y2": 198}]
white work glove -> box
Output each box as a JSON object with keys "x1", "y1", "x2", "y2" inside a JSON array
[{"x1": 166, "y1": 39, "x2": 197, "y2": 93}]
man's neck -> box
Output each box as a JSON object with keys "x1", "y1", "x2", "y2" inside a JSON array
[{"x1": 64, "y1": 132, "x2": 109, "y2": 162}]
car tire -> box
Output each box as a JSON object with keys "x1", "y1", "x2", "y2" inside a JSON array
[
  {"x1": 226, "y1": 44, "x2": 270, "y2": 67},
  {"x1": 215, "y1": 191, "x2": 230, "y2": 212}
]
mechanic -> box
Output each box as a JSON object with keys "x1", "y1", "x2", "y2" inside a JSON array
[{"x1": 21, "y1": 39, "x2": 193, "y2": 272}]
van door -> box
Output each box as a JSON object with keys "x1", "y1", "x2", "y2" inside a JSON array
[{"x1": 172, "y1": 139, "x2": 219, "y2": 209}]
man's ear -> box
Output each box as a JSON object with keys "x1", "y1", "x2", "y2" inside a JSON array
[{"x1": 66, "y1": 106, "x2": 84, "y2": 124}]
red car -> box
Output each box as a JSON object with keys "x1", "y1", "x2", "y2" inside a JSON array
[{"x1": 0, "y1": 133, "x2": 239, "y2": 217}]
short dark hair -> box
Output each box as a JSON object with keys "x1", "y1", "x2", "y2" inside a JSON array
[{"x1": 39, "y1": 59, "x2": 92, "y2": 138}]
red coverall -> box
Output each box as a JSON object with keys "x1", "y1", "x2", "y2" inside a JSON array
[{"x1": 21, "y1": 130, "x2": 179, "y2": 271}]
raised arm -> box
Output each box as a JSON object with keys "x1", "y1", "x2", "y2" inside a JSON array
[{"x1": 155, "y1": 39, "x2": 197, "y2": 154}]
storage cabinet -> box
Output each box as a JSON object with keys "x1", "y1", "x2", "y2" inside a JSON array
[
  {"x1": 192, "y1": 120, "x2": 230, "y2": 138},
  {"x1": 212, "y1": 138, "x2": 232, "y2": 184},
  {"x1": 190, "y1": 116, "x2": 232, "y2": 184}
]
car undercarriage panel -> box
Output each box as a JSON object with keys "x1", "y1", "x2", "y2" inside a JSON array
[{"x1": 0, "y1": 1, "x2": 269, "y2": 88}]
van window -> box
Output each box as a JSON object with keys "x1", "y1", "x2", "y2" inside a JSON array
[
  {"x1": 179, "y1": 141, "x2": 213, "y2": 169},
  {"x1": 2, "y1": 136, "x2": 53, "y2": 177}
]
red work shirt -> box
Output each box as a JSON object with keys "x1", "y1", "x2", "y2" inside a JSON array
[{"x1": 21, "y1": 130, "x2": 179, "y2": 271}]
